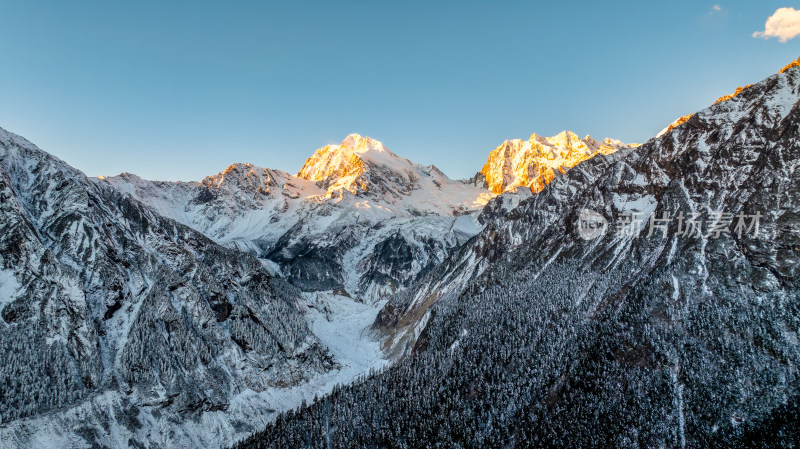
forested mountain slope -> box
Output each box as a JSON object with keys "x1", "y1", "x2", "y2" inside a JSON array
[
  {"x1": 235, "y1": 59, "x2": 800, "y2": 449},
  {"x1": 0, "y1": 128, "x2": 332, "y2": 448}
]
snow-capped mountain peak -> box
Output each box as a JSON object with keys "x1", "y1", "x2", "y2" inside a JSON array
[
  {"x1": 340, "y1": 133, "x2": 391, "y2": 153},
  {"x1": 200, "y1": 162, "x2": 275, "y2": 192},
  {"x1": 298, "y1": 134, "x2": 427, "y2": 200},
  {"x1": 198, "y1": 162, "x2": 317, "y2": 199},
  {"x1": 474, "y1": 131, "x2": 637, "y2": 194}
]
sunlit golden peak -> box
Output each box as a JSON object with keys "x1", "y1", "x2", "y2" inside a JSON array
[
  {"x1": 478, "y1": 131, "x2": 636, "y2": 194},
  {"x1": 340, "y1": 133, "x2": 387, "y2": 153},
  {"x1": 552, "y1": 130, "x2": 580, "y2": 147},
  {"x1": 295, "y1": 134, "x2": 414, "y2": 200},
  {"x1": 779, "y1": 56, "x2": 800, "y2": 74}
]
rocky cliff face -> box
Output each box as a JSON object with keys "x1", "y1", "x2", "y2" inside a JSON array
[{"x1": 0, "y1": 128, "x2": 333, "y2": 448}]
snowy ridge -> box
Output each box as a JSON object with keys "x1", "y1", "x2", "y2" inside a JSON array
[{"x1": 656, "y1": 83, "x2": 755, "y2": 138}]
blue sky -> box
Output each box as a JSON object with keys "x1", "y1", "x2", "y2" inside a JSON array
[{"x1": 0, "y1": 1, "x2": 798, "y2": 181}]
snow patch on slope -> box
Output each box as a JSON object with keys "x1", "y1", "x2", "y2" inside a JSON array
[{"x1": 0, "y1": 268, "x2": 20, "y2": 311}]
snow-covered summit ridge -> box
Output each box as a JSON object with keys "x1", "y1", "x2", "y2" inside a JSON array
[
  {"x1": 656, "y1": 80, "x2": 759, "y2": 138},
  {"x1": 474, "y1": 130, "x2": 638, "y2": 194}
]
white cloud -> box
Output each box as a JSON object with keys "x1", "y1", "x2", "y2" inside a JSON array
[
  {"x1": 712, "y1": 4, "x2": 722, "y2": 12},
  {"x1": 753, "y1": 7, "x2": 800, "y2": 43}
]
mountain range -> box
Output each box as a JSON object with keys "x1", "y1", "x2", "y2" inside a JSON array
[
  {"x1": 1, "y1": 58, "x2": 798, "y2": 448},
  {"x1": 100, "y1": 130, "x2": 631, "y2": 303}
]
